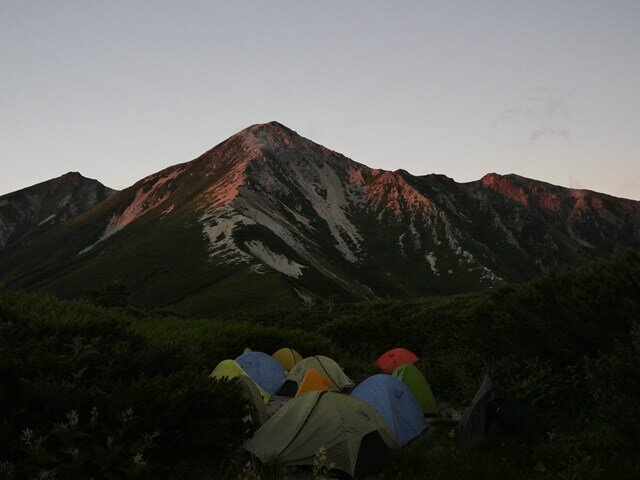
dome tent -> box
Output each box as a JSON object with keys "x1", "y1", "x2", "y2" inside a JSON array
[
  {"x1": 392, "y1": 363, "x2": 439, "y2": 416},
  {"x1": 245, "y1": 391, "x2": 398, "y2": 478},
  {"x1": 456, "y1": 375, "x2": 540, "y2": 446},
  {"x1": 351, "y1": 374, "x2": 427, "y2": 446},
  {"x1": 295, "y1": 368, "x2": 331, "y2": 397},
  {"x1": 277, "y1": 355, "x2": 354, "y2": 396},
  {"x1": 236, "y1": 351, "x2": 286, "y2": 395},
  {"x1": 210, "y1": 359, "x2": 270, "y2": 405},
  {"x1": 375, "y1": 348, "x2": 419, "y2": 373},
  {"x1": 272, "y1": 347, "x2": 303, "y2": 372}
]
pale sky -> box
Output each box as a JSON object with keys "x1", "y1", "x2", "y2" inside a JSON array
[{"x1": 2, "y1": 1, "x2": 639, "y2": 199}]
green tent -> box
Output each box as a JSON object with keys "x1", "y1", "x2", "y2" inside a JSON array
[
  {"x1": 245, "y1": 391, "x2": 398, "y2": 478},
  {"x1": 392, "y1": 364, "x2": 439, "y2": 416},
  {"x1": 210, "y1": 359, "x2": 270, "y2": 404},
  {"x1": 278, "y1": 355, "x2": 354, "y2": 395}
]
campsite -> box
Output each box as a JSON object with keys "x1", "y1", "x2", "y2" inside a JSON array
[
  {"x1": 215, "y1": 347, "x2": 537, "y2": 478},
  {"x1": 1, "y1": 251, "x2": 640, "y2": 479},
  {"x1": 3, "y1": 2, "x2": 640, "y2": 477}
]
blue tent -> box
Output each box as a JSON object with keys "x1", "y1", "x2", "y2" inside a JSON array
[
  {"x1": 351, "y1": 374, "x2": 427, "y2": 446},
  {"x1": 236, "y1": 351, "x2": 286, "y2": 394}
]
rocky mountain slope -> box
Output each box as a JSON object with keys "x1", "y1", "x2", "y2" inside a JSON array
[
  {"x1": 0, "y1": 172, "x2": 115, "y2": 249},
  {"x1": 1, "y1": 122, "x2": 638, "y2": 313}
]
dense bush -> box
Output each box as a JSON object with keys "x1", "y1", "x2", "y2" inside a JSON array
[
  {"x1": 2, "y1": 251, "x2": 640, "y2": 478},
  {"x1": 0, "y1": 290, "x2": 250, "y2": 479}
]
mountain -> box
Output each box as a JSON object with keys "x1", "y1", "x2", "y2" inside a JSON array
[
  {"x1": 0, "y1": 172, "x2": 116, "y2": 249},
  {"x1": 1, "y1": 122, "x2": 638, "y2": 313}
]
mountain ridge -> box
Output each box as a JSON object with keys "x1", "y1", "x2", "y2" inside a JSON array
[
  {"x1": 1, "y1": 121, "x2": 638, "y2": 313},
  {"x1": 0, "y1": 172, "x2": 116, "y2": 249}
]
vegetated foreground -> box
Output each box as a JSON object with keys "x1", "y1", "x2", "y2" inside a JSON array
[{"x1": 1, "y1": 250, "x2": 640, "y2": 479}]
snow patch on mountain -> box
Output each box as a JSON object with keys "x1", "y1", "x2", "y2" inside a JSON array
[
  {"x1": 479, "y1": 266, "x2": 503, "y2": 282},
  {"x1": 284, "y1": 203, "x2": 312, "y2": 227},
  {"x1": 439, "y1": 212, "x2": 462, "y2": 252},
  {"x1": 245, "y1": 240, "x2": 304, "y2": 278},
  {"x1": 566, "y1": 224, "x2": 595, "y2": 249},
  {"x1": 291, "y1": 161, "x2": 362, "y2": 262},
  {"x1": 409, "y1": 220, "x2": 422, "y2": 248},
  {"x1": 201, "y1": 211, "x2": 254, "y2": 264},
  {"x1": 491, "y1": 211, "x2": 521, "y2": 248},
  {"x1": 293, "y1": 287, "x2": 314, "y2": 305},
  {"x1": 38, "y1": 214, "x2": 56, "y2": 226},
  {"x1": 425, "y1": 252, "x2": 439, "y2": 275},
  {"x1": 460, "y1": 250, "x2": 475, "y2": 264},
  {"x1": 57, "y1": 194, "x2": 72, "y2": 209},
  {"x1": 238, "y1": 145, "x2": 364, "y2": 263},
  {"x1": 234, "y1": 195, "x2": 314, "y2": 256},
  {"x1": 230, "y1": 193, "x2": 373, "y2": 297}
]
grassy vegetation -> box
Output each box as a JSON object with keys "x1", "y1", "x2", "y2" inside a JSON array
[
  {"x1": 2, "y1": 250, "x2": 640, "y2": 479},
  {"x1": 0, "y1": 289, "x2": 254, "y2": 479}
]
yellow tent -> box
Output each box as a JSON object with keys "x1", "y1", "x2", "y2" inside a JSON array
[
  {"x1": 211, "y1": 359, "x2": 271, "y2": 404},
  {"x1": 272, "y1": 348, "x2": 303, "y2": 372},
  {"x1": 295, "y1": 368, "x2": 332, "y2": 397}
]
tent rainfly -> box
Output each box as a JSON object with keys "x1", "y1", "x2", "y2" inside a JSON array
[
  {"x1": 375, "y1": 348, "x2": 419, "y2": 373},
  {"x1": 210, "y1": 359, "x2": 270, "y2": 404},
  {"x1": 236, "y1": 351, "x2": 286, "y2": 395},
  {"x1": 351, "y1": 374, "x2": 428, "y2": 446},
  {"x1": 272, "y1": 347, "x2": 303, "y2": 372},
  {"x1": 245, "y1": 391, "x2": 398, "y2": 478},
  {"x1": 295, "y1": 368, "x2": 332, "y2": 397},
  {"x1": 456, "y1": 375, "x2": 541, "y2": 446},
  {"x1": 392, "y1": 363, "x2": 439, "y2": 416},
  {"x1": 278, "y1": 355, "x2": 354, "y2": 396}
]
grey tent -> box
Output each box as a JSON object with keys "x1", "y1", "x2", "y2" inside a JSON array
[
  {"x1": 456, "y1": 375, "x2": 540, "y2": 446},
  {"x1": 245, "y1": 391, "x2": 398, "y2": 478},
  {"x1": 277, "y1": 355, "x2": 354, "y2": 396}
]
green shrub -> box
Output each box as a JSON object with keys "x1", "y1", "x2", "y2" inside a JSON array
[
  {"x1": 0, "y1": 289, "x2": 250, "y2": 479},
  {"x1": 3, "y1": 251, "x2": 640, "y2": 478}
]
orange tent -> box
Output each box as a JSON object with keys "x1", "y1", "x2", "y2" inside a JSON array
[
  {"x1": 273, "y1": 347, "x2": 303, "y2": 372},
  {"x1": 295, "y1": 369, "x2": 332, "y2": 397},
  {"x1": 375, "y1": 348, "x2": 419, "y2": 373}
]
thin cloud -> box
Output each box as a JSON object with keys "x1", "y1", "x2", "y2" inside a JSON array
[
  {"x1": 492, "y1": 87, "x2": 574, "y2": 147},
  {"x1": 526, "y1": 127, "x2": 571, "y2": 146}
]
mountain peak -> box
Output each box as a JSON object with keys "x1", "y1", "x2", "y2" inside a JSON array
[
  {"x1": 0, "y1": 171, "x2": 115, "y2": 248},
  {"x1": 239, "y1": 120, "x2": 297, "y2": 138},
  {"x1": 57, "y1": 171, "x2": 86, "y2": 185},
  {"x1": 236, "y1": 121, "x2": 301, "y2": 149},
  {"x1": 255, "y1": 120, "x2": 294, "y2": 131}
]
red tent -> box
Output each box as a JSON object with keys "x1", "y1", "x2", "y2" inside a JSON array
[{"x1": 375, "y1": 348, "x2": 419, "y2": 373}]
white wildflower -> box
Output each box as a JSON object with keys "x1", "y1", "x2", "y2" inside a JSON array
[{"x1": 133, "y1": 452, "x2": 146, "y2": 466}]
